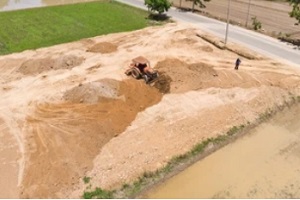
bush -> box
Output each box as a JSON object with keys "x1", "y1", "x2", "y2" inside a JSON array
[
  {"x1": 145, "y1": 0, "x2": 172, "y2": 14},
  {"x1": 83, "y1": 176, "x2": 91, "y2": 184},
  {"x1": 83, "y1": 188, "x2": 114, "y2": 199},
  {"x1": 251, "y1": 16, "x2": 262, "y2": 30}
]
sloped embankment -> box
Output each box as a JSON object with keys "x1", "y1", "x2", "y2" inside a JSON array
[{"x1": 20, "y1": 79, "x2": 163, "y2": 198}]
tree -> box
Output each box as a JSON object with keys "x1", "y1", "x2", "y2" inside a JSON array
[
  {"x1": 251, "y1": 16, "x2": 262, "y2": 30},
  {"x1": 144, "y1": 0, "x2": 172, "y2": 14},
  {"x1": 287, "y1": 0, "x2": 300, "y2": 23},
  {"x1": 187, "y1": 0, "x2": 211, "y2": 12}
]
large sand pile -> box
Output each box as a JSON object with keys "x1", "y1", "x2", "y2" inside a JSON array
[
  {"x1": 0, "y1": 22, "x2": 299, "y2": 198},
  {"x1": 87, "y1": 42, "x2": 118, "y2": 54},
  {"x1": 18, "y1": 55, "x2": 84, "y2": 75}
]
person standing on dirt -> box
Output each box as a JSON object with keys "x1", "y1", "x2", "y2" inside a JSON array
[{"x1": 235, "y1": 58, "x2": 241, "y2": 70}]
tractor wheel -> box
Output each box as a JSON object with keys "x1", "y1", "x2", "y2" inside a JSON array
[
  {"x1": 143, "y1": 75, "x2": 150, "y2": 84},
  {"x1": 125, "y1": 69, "x2": 132, "y2": 76},
  {"x1": 131, "y1": 68, "x2": 142, "y2": 79}
]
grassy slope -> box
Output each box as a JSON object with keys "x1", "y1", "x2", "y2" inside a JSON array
[{"x1": 0, "y1": 1, "x2": 148, "y2": 55}]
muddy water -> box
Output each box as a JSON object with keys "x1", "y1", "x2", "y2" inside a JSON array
[
  {"x1": 147, "y1": 104, "x2": 300, "y2": 198},
  {"x1": 0, "y1": 0, "x2": 95, "y2": 11}
]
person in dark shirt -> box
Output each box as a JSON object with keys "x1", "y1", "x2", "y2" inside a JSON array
[{"x1": 235, "y1": 58, "x2": 241, "y2": 70}]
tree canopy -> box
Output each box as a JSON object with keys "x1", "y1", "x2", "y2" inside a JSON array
[
  {"x1": 287, "y1": 0, "x2": 300, "y2": 23},
  {"x1": 144, "y1": 0, "x2": 172, "y2": 14}
]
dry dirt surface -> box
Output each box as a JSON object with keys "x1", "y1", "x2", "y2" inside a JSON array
[
  {"x1": 172, "y1": 0, "x2": 300, "y2": 40},
  {"x1": 0, "y1": 22, "x2": 300, "y2": 198},
  {"x1": 87, "y1": 42, "x2": 118, "y2": 54}
]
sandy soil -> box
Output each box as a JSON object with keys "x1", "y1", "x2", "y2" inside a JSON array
[{"x1": 0, "y1": 22, "x2": 300, "y2": 198}]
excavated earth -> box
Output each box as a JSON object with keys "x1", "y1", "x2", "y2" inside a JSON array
[{"x1": 0, "y1": 22, "x2": 300, "y2": 198}]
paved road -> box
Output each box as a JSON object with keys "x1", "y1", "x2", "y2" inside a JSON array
[
  {"x1": 118, "y1": 0, "x2": 300, "y2": 66},
  {"x1": 172, "y1": 0, "x2": 298, "y2": 37}
]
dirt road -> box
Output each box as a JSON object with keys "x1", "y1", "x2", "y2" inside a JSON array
[{"x1": 0, "y1": 22, "x2": 299, "y2": 198}]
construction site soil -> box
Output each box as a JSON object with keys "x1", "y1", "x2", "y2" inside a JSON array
[{"x1": 0, "y1": 22, "x2": 299, "y2": 198}]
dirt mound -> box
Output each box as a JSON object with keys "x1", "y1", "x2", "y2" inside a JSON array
[
  {"x1": 155, "y1": 58, "x2": 282, "y2": 92},
  {"x1": 21, "y1": 79, "x2": 163, "y2": 198},
  {"x1": 87, "y1": 42, "x2": 118, "y2": 54},
  {"x1": 152, "y1": 72, "x2": 172, "y2": 94},
  {"x1": 63, "y1": 79, "x2": 120, "y2": 104},
  {"x1": 17, "y1": 58, "x2": 54, "y2": 75},
  {"x1": 18, "y1": 55, "x2": 84, "y2": 75},
  {"x1": 52, "y1": 55, "x2": 84, "y2": 70},
  {"x1": 188, "y1": 62, "x2": 218, "y2": 76},
  {"x1": 155, "y1": 58, "x2": 218, "y2": 93}
]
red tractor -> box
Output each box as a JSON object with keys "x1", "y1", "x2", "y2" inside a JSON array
[{"x1": 125, "y1": 56, "x2": 159, "y2": 84}]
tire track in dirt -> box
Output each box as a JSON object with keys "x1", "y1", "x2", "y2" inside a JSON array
[
  {"x1": 0, "y1": 118, "x2": 21, "y2": 198},
  {"x1": 20, "y1": 79, "x2": 163, "y2": 198}
]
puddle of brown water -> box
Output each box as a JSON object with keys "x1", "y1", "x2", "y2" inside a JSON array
[{"x1": 147, "y1": 104, "x2": 300, "y2": 198}]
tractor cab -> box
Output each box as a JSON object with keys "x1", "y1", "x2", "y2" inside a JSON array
[{"x1": 125, "y1": 56, "x2": 159, "y2": 84}]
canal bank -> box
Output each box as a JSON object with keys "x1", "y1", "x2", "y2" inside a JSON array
[{"x1": 143, "y1": 101, "x2": 300, "y2": 198}]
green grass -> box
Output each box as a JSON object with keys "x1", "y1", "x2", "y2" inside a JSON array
[
  {"x1": 83, "y1": 187, "x2": 114, "y2": 199},
  {"x1": 0, "y1": 0, "x2": 149, "y2": 55},
  {"x1": 83, "y1": 176, "x2": 91, "y2": 184}
]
